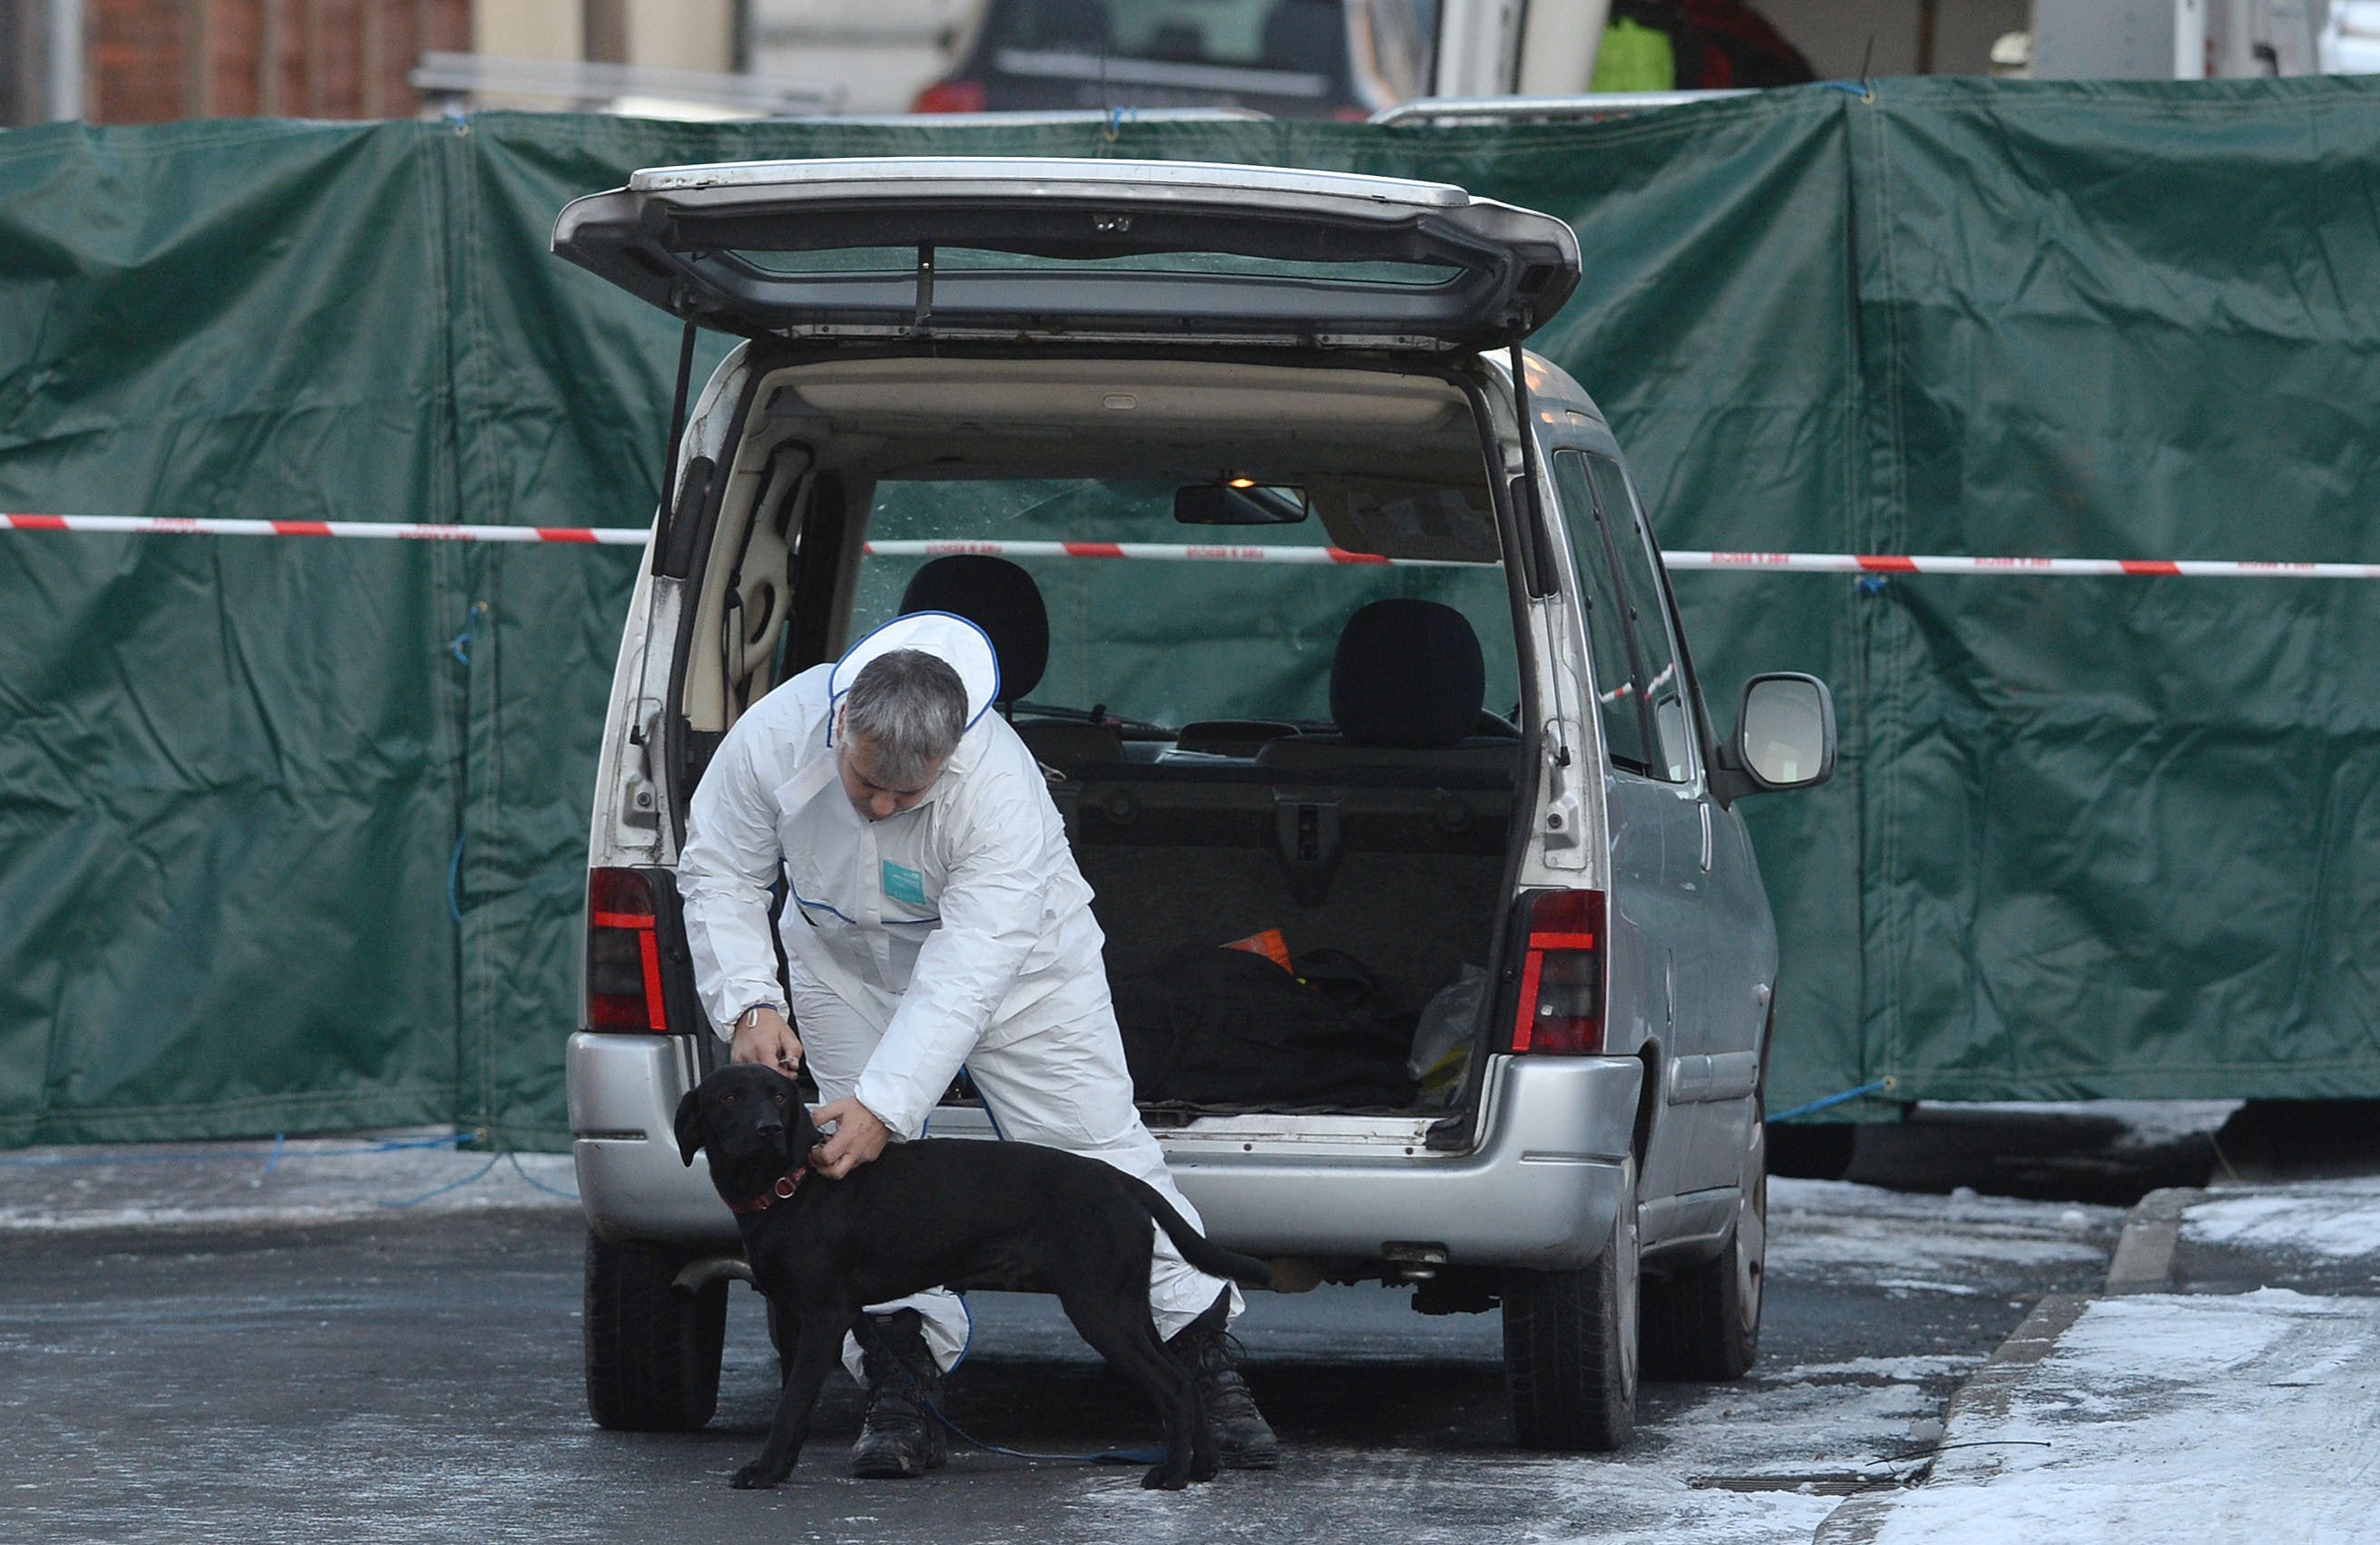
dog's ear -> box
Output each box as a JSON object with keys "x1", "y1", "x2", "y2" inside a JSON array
[{"x1": 673, "y1": 1088, "x2": 705, "y2": 1168}]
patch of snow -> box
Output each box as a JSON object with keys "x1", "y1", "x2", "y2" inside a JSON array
[
  {"x1": 1073, "y1": 1440, "x2": 1847, "y2": 1545},
  {"x1": 1770, "y1": 1354, "x2": 1982, "y2": 1382},
  {"x1": 1768, "y1": 1179, "x2": 2119, "y2": 1278},
  {"x1": 1933, "y1": 1100, "x2": 2240, "y2": 1148},
  {"x1": 0, "y1": 1138, "x2": 578, "y2": 1233},
  {"x1": 2185, "y1": 1181, "x2": 2380, "y2": 1261},
  {"x1": 1866, "y1": 1290, "x2": 2380, "y2": 1545},
  {"x1": 1068, "y1": 1312, "x2": 1971, "y2": 1545}
]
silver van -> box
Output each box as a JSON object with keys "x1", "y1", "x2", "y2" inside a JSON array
[{"x1": 554, "y1": 156, "x2": 1836, "y2": 1452}]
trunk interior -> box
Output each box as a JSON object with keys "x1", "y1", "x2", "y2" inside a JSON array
[{"x1": 671, "y1": 352, "x2": 1527, "y2": 1123}]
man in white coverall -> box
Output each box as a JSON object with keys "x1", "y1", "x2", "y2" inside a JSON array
[{"x1": 678, "y1": 611, "x2": 1278, "y2": 1478}]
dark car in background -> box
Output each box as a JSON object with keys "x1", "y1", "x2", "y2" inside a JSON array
[{"x1": 912, "y1": 0, "x2": 1438, "y2": 118}]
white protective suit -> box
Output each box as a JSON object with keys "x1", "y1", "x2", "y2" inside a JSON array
[{"x1": 678, "y1": 611, "x2": 1238, "y2": 1376}]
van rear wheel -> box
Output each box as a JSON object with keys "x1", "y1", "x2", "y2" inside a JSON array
[
  {"x1": 1503, "y1": 1158, "x2": 1639, "y2": 1451},
  {"x1": 583, "y1": 1232, "x2": 727, "y2": 1432},
  {"x1": 1641, "y1": 1112, "x2": 1766, "y2": 1381}
]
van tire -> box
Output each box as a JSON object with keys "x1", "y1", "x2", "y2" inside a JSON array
[
  {"x1": 1503, "y1": 1157, "x2": 1638, "y2": 1452},
  {"x1": 584, "y1": 1232, "x2": 727, "y2": 1432},
  {"x1": 1641, "y1": 1111, "x2": 1765, "y2": 1381}
]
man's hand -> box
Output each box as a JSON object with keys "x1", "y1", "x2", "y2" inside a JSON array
[
  {"x1": 810, "y1": 1097, "x2": 891, "y2": 1179},
  {"x1": 730, "y1": 1007, "x2": 803, "y2": 1076}
]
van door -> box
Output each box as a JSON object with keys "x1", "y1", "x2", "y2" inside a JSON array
[
  {"x1": 552, "y1": 157, "x2": 1579, "y2": 351},
  {"x1": 1579, "y1": 454, "x2": 1760, "y2": 1197},
  {"x1": 1548, "y1": 447, "x2": 1711, "y2": 1208}
]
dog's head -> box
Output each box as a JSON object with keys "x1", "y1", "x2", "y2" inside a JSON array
[{"x1": 673, "y1": 1062, "x2": 819, "y2": 1169}]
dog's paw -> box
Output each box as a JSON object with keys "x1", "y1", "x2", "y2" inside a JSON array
[
  {"x1": 1190, "y1": 1449, "x2": 1221, "y2": 1483},
  {"x1": 1140, "y1": 1463, "x2": 1190, "y2": 1491},
  {"x1": 730, "y1": 1461, "x2": 788, "y2": 1491}
]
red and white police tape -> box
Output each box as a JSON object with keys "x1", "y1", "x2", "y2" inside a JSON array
[
  {"x1": 7, "y1": 514, "x2": 2380, "y2": 577},
  {"x1": 864, "y1": 540, "x2": 2380, "y2": 576},
  {"x1": 0, "y1": 513, "x2": 651, "y2": 545}
]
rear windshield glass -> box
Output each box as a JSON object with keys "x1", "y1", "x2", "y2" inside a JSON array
[{"x1": 850, "y1": 476, "x2": 1519, "y2": 732}]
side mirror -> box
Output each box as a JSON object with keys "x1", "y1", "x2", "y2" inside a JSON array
[{"x1": 1710, "y1": 673, "x2": 1836, "y2": 806}]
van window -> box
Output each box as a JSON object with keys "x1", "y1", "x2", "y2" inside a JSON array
[
  {"x1": 851, "y1": 475, "x2": 1518, "y2": 733},
  {"x1": 1552, "y1": 452, "x2": 1652, "y2": 776},
  {"x1": 1584, "y1": 455, "x2": 1695, "y2": 783}
]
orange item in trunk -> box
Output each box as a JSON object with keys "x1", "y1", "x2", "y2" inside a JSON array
[{"x1": 1222, "y1": 928, "x2": 1293, "y2": 973}]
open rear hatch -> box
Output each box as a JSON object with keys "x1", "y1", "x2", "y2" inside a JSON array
[{"x1": 552, "y1": 157, "x2": 1579, "y2": 350}]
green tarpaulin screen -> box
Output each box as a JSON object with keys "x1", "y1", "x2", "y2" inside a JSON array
[{"x1": 4, "y1": 77, "x2": 2377, "y2": 1149}]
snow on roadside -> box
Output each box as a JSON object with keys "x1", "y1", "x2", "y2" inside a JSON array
[
  {"x1": 1769, "y1": 1178, "x2": 2122, "y2": 1279},
  {"x1": 0, "y1": 1136, "x2": 578, "y2": 1232},
  {"x1": 2185, "y1": 1178, "x2": 2380, "y2": 1262},
  {"x1": 1866, "y1": 1289, "x2": 2380, "y2": 1544},
  {"x1": 1072, "y1": 1182, "x2": 2120, "y2": 1545},
  {"x1": 1936, "y1": 1100, "x2": 2240, "y2": 1149},
  {"x1": 1072, "y1": 1335, "x2": 1965, "y2": 1545}
]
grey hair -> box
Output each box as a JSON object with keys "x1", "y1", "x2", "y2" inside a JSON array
[{"x1": 840, "y1": 649, "x2": 967, "y2": 787}]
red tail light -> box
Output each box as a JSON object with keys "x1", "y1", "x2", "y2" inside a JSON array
[
  {"x1": 911, "y1": 79, "x2": 989, "y2": 112},
  {"x1": 1512, "y1": 889, "x2": 1606, "y2": 1055},
  {"x1": 587, "y1": 867, "x2": 669, "y2": 1032}
]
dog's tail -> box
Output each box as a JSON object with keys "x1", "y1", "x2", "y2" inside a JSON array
[{"x1": 1119, "y1": 1174, "x2": 1274, "y2": 1289}]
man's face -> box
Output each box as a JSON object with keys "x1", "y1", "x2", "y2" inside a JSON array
[{"x1": 836, "y1": 729, "x2": 942, "y2": 822}]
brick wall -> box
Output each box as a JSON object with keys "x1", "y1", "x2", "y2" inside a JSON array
[{"x1": 85, "y1": 0, "x2": 473, "y2": 122}]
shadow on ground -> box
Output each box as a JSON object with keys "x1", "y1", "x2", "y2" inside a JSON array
[{"x1": 1768, "y1": 1100, "x2": 2380, "y2": 1207}]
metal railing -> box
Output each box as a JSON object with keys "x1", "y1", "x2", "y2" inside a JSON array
[
  {"x1": 1369, "y1": 90, "x2": 1754, "y2": 125},
  {"x1": 408, "y1": 52, "x2": 842, "y2": 117},
  {"x1": 809, "y1": 106, "x2": 1273, "y2": 127}
]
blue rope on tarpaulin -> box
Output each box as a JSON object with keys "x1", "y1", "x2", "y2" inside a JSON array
[
  {"x1": 0, "y1": 1133, "x2": 476, "y2": 1168},
  {"x1": 0, "y1": 1129, "x2": 580, "y2": 1208},
  {"x1": 1770, "y1": 1075, "x2": 1899, "y2": 1124}
]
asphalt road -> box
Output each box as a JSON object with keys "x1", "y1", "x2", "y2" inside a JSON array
[{"x1": 0, "y1": 1179, "x2": 2124, "y2": 1545}]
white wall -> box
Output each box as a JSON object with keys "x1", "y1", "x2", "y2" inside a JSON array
[
  {"x1": 475, "y1": 0, "x2": 583, "y2": 62},
  {"x1": 1751, "y1": 0, "x2": 2031, "y2": 77},
  {"x1": 628, "y1": 0, "x2": 738, "y2": 71}
]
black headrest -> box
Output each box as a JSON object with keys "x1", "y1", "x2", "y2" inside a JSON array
[
  {"x1": 1330, "y1": 600, "x2": 1484, "y2": 749},
  {"x1": 899, "y1": 555, "x2": 1048, "y2": 704}
]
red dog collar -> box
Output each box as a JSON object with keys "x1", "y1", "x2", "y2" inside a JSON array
[{"x1": 729, "y1": 1167, "x2": 808, "y2": 1215}]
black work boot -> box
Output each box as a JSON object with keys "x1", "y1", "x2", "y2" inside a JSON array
[
  {"x1": 850, "y1": 1309, "x2": 950, "y2": 1479},
  {"x1": 1166, "y1": 1290, "x2": 1280, "y2": 1470}
]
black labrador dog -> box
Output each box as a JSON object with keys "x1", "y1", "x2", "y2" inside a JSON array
[{"x1": 673, "y1": 1062, "x2": 1272, "y2": 1491}]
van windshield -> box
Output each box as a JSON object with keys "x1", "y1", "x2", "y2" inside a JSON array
[{"x1": 852, "y1": 475, "x2": 1519, "y2": 733}]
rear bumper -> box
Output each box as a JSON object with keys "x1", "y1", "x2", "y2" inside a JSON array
[
  {"x1": 1160, "y1": 1056, "x2": 1642, "y2": 1270},
  {"x1": 570, "y1": 1032, "x2": 1642, "y2": 1270},
  {"x1": 569, "y1": 1032, "x2": 740, "y2": 1250}
]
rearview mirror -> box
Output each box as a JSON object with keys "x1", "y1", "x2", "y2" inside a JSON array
[
  {"x1": 1729, "y1": 674, "x2": 1836, "y2": 796},
  {"x1": 1174, "y1": 483, "x2": 1309, "y2": 525}
]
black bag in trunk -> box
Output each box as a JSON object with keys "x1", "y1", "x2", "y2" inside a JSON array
[{"x1": 1112, "y1": 946, "x2": 1418, "y2": 1109}]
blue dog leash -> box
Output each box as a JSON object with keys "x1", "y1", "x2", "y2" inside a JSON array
[
  {"x1": 849, "y1": 1314, "x2": 1167, "y2": 1467},
  {"x1": 887, "y1": 1074, "x2": 1164, "y2": 1465}
]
